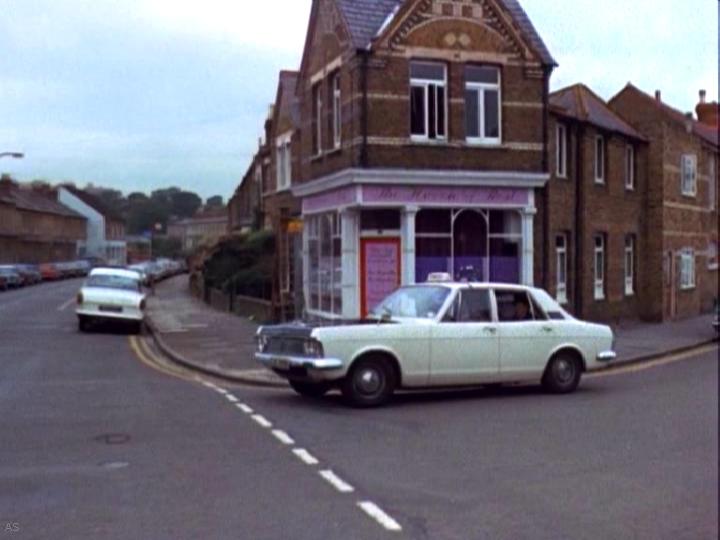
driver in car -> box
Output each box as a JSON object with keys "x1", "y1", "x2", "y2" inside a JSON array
[{"x1": 514, "y1": 298, "x2": 532, "y2": 321}]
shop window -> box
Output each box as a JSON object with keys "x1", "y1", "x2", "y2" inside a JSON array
[
  {"x1": 416, "y1": 209, "x2": 451, "y2": 234},
  {"x1": 679, "y1": 248, "x2": 695, "y2": 289},
  {"x1": 306, "y1": 213, "x2": 342, "y2": 315},
  {"x1": 465, "y1": 65, "x2": 501, "y2": 144},
  {"x1": 489, "y1": 238, "x2": 519, "y2": 283},
  {"x1": 624, "y1": 235, "x2": 635, "y2": 296},
  {"x1": 360, "y1": 209, "x2": 400, "y2": 231},
  {"x1": 410, "y1": 61, "x2": 446, "y2": 140},
  {"x1": 593, "y1": 234, "x2": 605, "y2": 300},
  {"x1": 555, "y1": 234, "x2": 568, "y2": 304}
]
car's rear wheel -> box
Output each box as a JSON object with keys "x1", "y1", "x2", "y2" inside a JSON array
[
  {"x1": 289, "y1": 380, "x2": 332, "y2": 399},
  {"x1": 542, "y1": 352, "x2": 582, "y2": 394},
  {"x1": 341, "y1": 356, "x2": 396, "y2": 407}
]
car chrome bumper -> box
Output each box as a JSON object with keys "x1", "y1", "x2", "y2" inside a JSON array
[
  {"x1": 256, "y1": 353, "x2": 344, "y2": 381},
  {"x1": 596, "y1": 350, "x2": 617, "y2": 362}
]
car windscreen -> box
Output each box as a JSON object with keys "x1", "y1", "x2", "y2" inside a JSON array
[
  {"x1": 370, "y1": 286, "x2": 451, "y2": 319},
  {"x1": 85, "y1": 274, "x2": 140, "y2": 292}
]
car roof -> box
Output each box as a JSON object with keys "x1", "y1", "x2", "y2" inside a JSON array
[
  {"x1": 410, "y1": 282, "x2": 533, "y2": 292},
  {"x1": 89, "y1": 268, "x2": 141, "y2": 280}
]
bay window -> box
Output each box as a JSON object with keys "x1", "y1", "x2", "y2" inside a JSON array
[
  {"x1": 410, "y1": 61, "x2": 446, "y2": 140},
  {"x1": 465, "y1": 65, "x2": 501, "y2": 144}
]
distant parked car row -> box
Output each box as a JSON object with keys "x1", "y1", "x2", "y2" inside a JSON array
[
  {"x1": 128, "y1": 258, "x2": 187, "y2": 286},
  {"x1": 0, "y1": 260, "x2": 94, "y2": 291}
]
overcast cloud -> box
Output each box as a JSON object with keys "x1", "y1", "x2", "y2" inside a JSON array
[{"x1": 0, "y1": 0, "x2": 717, "y2": 199}]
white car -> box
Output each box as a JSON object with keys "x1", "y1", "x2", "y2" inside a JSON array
[
  {"x1": 76, "y1": 268, "x2": 146, "y2": 333},
  {"x1": 256, "y1": 281, "x2": 617, "y2": 407}
]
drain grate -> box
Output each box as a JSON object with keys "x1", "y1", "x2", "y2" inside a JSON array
[{"x1": 94, "y1": 433, "x2": 131, "y2": 445}]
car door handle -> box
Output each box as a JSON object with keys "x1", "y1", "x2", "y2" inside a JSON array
[
  {"x1": 483, "y1": 327, "x2": 497, "y2": 334},
  {"x1": 541, "y1": 326, "x2": 554, "y2": 333}
]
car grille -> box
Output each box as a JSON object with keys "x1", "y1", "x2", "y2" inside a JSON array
[{"x1": 265, "y1": 337, "x2": 306, "y2": 356}]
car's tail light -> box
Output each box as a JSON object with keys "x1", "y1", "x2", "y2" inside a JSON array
[{"x1": 76, "y1": 292, "x2": 83, "y2": 305}]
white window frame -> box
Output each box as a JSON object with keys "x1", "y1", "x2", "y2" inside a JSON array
[
  {"x1": 593, "y1": 234, "x2": 605, "y2": 300},
  {"x1": 275, "y1": 132, "x2": 292, "y2": 192},
  {"x1": 624, "y1": 235, "x2": 635, "y2": 296},
  {"x1": 332, "y1": 73, "x2": 341, "y2": 149},
  {"x1": 679, "y1": 248, "x2": 696, "y2": 289},
  {"x1": 625, "y1": 145, "x2": 635, "y2": 190},
  {"x1": 708, "y1": 240, "x2": 718, "y2": 271},
  {"x1": 594, "y1": 136, "x2": 605, "y2": 184},
  {"x1": 708, "y1": 155, "x2": 716, "y2": 210},
  {"x1": 306, "y1": 213, "x2": 343, "y2": 317},
  {"x1": 555, "y1": 233, "x2": 568, "y2": 304},
  {"x1": 313, "y1": 82, "x2": 323, "y2": 156},
  {"x1": 681, "y1": 154, "x2": 697, "y2": 196},
  {"x1": 410, "y1": 62, "x2": 447, "y2": 142},
  {"x1": 556, "y1": 124, "x2": 567, "y2": 178},
  {"x1": 465, "y1": 67, "x2": 502, "y2": 145}
]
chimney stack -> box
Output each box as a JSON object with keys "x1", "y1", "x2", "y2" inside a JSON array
[
  {"x1": 696, "y1": 89, "x2": 719, "y2": 127},
  {"x1": 655, "y1": 90, "x2": 661, "y2": 102}
]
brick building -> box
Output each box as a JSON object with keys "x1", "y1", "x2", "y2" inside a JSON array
[
  {"x1": 0, "y1": 178, "x2": 86, "y2": 263},
  {"x1": 167, "y1": 208, "x2": 229, "y2": 252},
  {"x1": 609, "y1": 85, "x2": 719, "y2": 321},
  {"x1": 291, "y1": 0, "x2": 556, "y2": 319},
  {"x1": 535, "y1": 84, "x2": 650, "y2": 323}
]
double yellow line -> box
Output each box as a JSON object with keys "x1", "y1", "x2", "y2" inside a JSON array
[
  {"x1": 587, "y1": 343, "x2": 718, "y2": 379},
  {"x1": 128, "y1": 335, "x2": 198, "y2": 383}
]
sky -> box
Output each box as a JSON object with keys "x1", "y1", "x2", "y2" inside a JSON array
[{"x1": 0, "y1": 0, "x2": 717, "y2": 200}]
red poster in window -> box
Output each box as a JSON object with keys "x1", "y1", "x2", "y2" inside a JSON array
[{"x1": 361, "y1": 238, "x2": 401, "y2": 317}]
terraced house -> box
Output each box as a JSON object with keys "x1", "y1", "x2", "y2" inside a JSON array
[{"x1": 290, "y1": 0, "x2": 556, "y2": 319}]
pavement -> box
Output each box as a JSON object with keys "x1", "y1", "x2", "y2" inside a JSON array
[{"x1": 146, "y1": 275, "x2": 718, "y2": 388}]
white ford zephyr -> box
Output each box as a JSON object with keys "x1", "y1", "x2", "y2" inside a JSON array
[
  {"x1": 76, "y1": 268, "x2": 146, "y2": 334},
  {"x1": 256, "y1": 280, "x2": 617, "y2": 407}
]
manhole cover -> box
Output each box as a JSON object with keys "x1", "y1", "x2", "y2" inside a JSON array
[
  {"x1": 94, "y1": 433, "x2": 131, "y2": 445},
  {"x1": 99, "y1": 461, "x2": 129, "y2": 470}
]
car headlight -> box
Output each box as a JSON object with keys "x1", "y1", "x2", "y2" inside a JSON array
[
  {"x1": 256, "y1": 335, "x2": 269, "y2": 353},
  {"x1": 303, "y1": 339, "x2": 324, "y2": 358}
]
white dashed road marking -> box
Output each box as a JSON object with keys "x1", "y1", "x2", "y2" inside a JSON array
[
  {"x1": 292, "y1": 448, "x2": 319, "y2": 466},
  {"x1": 271, "y1": 430, "x2": 295, "y2": 445},
  {"x1": 357, "y1": 501, "x2": 402, "y2": 532},
  {"x1": 225, "y1": 394, "x2": 238, "y2": 403},
  {"x1": 319, "y1": 470, "x2": 355, "y2": 493},
  {"x1": 251, "y1": 414, "x2": 272, "y2": 428},
  {"x1": 236, "y1": 403, "x2": 254, "y2": 414},
  {"x1": 57, "y1": 297, "x2": 76, "y2": 312},
  {"x1": 214, "y1": 388, "x2": 228, "y2": 395}
]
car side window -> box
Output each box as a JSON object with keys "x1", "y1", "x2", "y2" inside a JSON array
[
  {"x1": 443, "y1": 289, "x2": 492, "y2": 323},
  {"x1": 495, "y1": 290, "x2": 536, "y2": 322},
  {"x1": 528, "y1": 292, "x2": 549, "y2": 321}
]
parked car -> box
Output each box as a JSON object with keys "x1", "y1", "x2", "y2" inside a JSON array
[
  {"x1": 39, "y1": 263, "x2": 61, "y2": 281},
  {"x1": 76, "y1": 268, "x2": 146, "y2": 333},
  {"x1": 13, "y1": 264, "x2": 42, "y2": 285},
  {"x1": 256, "y1": 279, "x2": 617, "y2": 407},
  {"x1": 0, "y1": 266, "x2": 23, "y2": 289}
]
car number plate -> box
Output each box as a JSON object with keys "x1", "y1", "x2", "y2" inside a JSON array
[
  {"x1": 274, "y1": 358, "x2": 290, "y2": 370},
  {"x1": 99, "y1": 305, "x2": 123, "y2": 313}
]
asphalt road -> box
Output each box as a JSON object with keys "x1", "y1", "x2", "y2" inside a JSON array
[{"x1": 1, "y1": 280, "x2": 717, "y2": 539}]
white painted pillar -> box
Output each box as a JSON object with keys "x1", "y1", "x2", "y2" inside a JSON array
[
  {"x1": 341, "y1": 209, "x2": 360, "y2": 318},
  {"x1": 521, "y1": 209, "x2": 536, "y2": 286},
  {"x1": 401, "y1": 206, "x2": 419, "y2": 285}
]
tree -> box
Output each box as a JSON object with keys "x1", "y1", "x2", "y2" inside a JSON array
[
  {"x1": 171, "y1": 191, "x2": 202, "y2": 218},
  {"x1": 206, "y1": 195, "x2": 224, "y2": 208}
]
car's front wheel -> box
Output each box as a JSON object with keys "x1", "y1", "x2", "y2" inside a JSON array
[
  {"x1": 78, "y1": 316, "x2": 91, "y2": 332},
  {"x1": 542, "y1": 352, "x2": 582, "y2": 394},
  {"x1": 341, "y1": 356, "x2": 396, "y2": 407},
  {"x1": 289, "y1": 380, "x2": 332, "y2": 399}
]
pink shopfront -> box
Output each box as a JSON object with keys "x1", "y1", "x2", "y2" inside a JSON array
[{"x1": 296, "y1": 170, "x2": 547, "y2": 319}]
